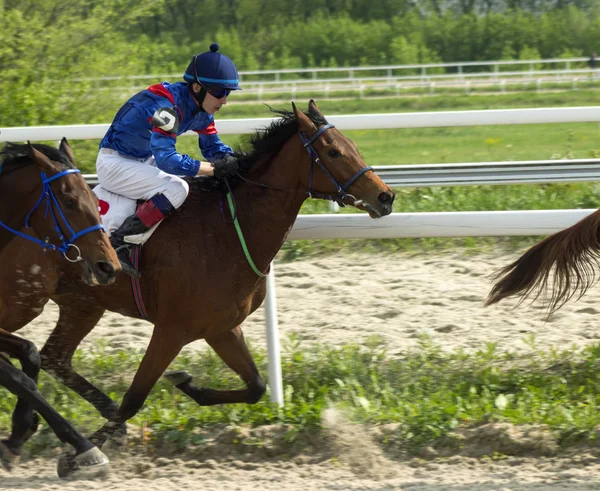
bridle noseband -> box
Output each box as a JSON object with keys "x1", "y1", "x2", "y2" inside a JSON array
[{"x1": 0, "y1": 169, "x2": 105, "y2": 262}]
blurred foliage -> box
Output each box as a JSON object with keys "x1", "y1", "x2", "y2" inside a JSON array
[{"x1": 3, "y1": 1, "x2": 600, "y2": 127}]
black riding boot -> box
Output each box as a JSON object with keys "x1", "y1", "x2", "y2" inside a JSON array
[{"x1": 110, "y1": 214, "x2": 150, "y2": 279}]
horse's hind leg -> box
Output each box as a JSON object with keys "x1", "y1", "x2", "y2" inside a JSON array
[
  {"x1": 0, "y1": 330, "x2": 42, "y2": 466},
  {"x1": 0, "y1": 356, "x2": 109, "y2": 478},
  {"x1": 39, "y1": 296, "x2": 119, "y2": 421},
  {"x1": 164, "y1": 325, "x2": 266, "y2": 405}
]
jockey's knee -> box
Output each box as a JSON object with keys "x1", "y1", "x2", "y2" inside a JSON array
[{"x1": 162, "y1": 179, "x2": 189, "y2": 210}]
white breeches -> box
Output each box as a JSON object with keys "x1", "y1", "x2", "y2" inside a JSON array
[{"x1": 96, "y1": 148, "x2": 189, "y2": 209}]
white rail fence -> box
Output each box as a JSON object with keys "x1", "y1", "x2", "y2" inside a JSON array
[
  {"x1": 4, "y1": 106, "x2": 600, "y2": 406},
  {"x1": 78, "y1": 57, "x2": 592, "y2": 85},
  {"x1": 75, "y1": 57, "x2": 600, "y2": 101},
  {"x1": 3, "y1": 106, "x2": 600, "y2": 143}
]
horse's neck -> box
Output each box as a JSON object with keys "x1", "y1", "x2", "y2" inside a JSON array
[
  {"x1": 222, "y1": 140, "x2": 309, "y2": 272},
  {"x1": 0, "y1": 167, "x2": 39, "y2": 249}
]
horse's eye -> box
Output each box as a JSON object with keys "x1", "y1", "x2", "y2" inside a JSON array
[
  {"x1": 328, "y1": 149, "x2": 340, "y2": 158},
  {"x1": 64, "y1": 198, "x2": 77, "y2": 209}
]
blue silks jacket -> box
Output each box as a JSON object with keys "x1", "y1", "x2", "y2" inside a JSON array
[{"x1": 99, "y1": 82, "x2": 232, "y2": 176}]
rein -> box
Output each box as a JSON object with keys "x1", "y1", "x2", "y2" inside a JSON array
[
  {"x1": 0, "y1": 169, "x2": 105, "y2": 262},
  {"x1": 226, "y1": 123, "x2": 372, "y2": 277}
]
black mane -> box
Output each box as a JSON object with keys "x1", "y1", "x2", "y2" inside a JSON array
[
  {"x1": 188, "y1": 105, "x2": 329, "y2": 192},
  {"x1": 240, "y1": 105, "x2": 328, "y2": 171},
  {"x1": 0, "y1": 142, "x2": 73, "y2": 176}
]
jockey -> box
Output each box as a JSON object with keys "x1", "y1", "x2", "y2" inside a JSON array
[{"x1": 96, "y1": 43, "x2": 240, "y2": 278}]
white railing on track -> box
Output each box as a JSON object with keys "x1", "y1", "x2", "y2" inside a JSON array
[
  {"x1": 2, "y1": 107, "x2": 600, "y2": 143},
  {"x1": 74, "y1": 57, "x2": 591, "y2": 84}
]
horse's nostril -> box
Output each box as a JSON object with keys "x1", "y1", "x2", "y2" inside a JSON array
[
  {"x1": 378, "y1": 192, "x2": 394, "y2": 205},
  {"x1": 95, "y1": 261, "x2": 116, "y2": 278}
]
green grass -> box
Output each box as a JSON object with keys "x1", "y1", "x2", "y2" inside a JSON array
[{"x1": 4, "y1": 336, "x2": 600, "y2": 455}]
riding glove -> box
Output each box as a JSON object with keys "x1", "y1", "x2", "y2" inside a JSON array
[{"x1": 211, "y1": 154, "x2": 239, "y2": 178}]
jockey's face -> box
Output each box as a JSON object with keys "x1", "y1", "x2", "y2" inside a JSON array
[
  {"x1": 202, "y1": 90, "x2": 227, "y2": 115},
  {"x1": 191, "y1": 83, "x2": 227, "y2": 115}
]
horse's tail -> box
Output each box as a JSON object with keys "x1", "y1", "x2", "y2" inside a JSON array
[{"x1": 485, "y1": 209, "x2": 600, "y2": 313}]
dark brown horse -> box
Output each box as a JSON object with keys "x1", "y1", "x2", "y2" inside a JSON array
[
  {"x1": 486, "y1": 209, "x2": 600, "y2": 313},
  {"x1": 0, "y1": 101, "x2": 394, "y2": 452},
  {"x1": 0, "y1": 140, "x2": 120, "y2": 477}
]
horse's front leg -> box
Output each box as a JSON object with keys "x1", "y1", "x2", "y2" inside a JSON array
[
  {"x1": 164, "y1": 325, "x2": 266, "y2": 405},
  {"x1": 0, "y1": 330, "x2": 41, "y2": 469},
  {"x1": 88, "y1": 326, "x2": 183, "y2": 448},
  {"x1": 40, "y1": 297, "x2": 119, "y2": 421},
  {"x1": 0, "y1": 354, "x2": 108, "y2": 479}
]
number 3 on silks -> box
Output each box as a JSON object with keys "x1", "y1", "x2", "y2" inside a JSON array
[{"x1": 151, "y1": 107, "x2": 179, "y2": 134}]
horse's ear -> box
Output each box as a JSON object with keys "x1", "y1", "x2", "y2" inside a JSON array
[
  {"x1": 308, "y1": 99, "x2": 321, "y2": 114},
  {"x1": 292, "y1": 101, "x2": 317, "y2": 134},
  {"x1": 28, "y1": 141, "x2": 58, "y2": 175},
  {"x1": 59, "y1": 137, "x2": 76, "y2": 166}
]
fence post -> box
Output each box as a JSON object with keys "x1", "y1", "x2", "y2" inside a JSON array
[{"x1": 264, "y1": 262, "x2": 284, "y2": 406}]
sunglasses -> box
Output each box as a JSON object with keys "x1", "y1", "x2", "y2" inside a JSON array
[
  {"x1": 193, "y1": 54, "x2": 232, "y2": 99},
  {"x1": 200, "y1": 85, "x2": 231, "y2": 99}
]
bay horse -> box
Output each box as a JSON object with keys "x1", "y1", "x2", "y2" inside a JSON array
[
  {"x1": 486, "y1": 209, "x2": 600, "y2": 313},
  {"x1": 0, "y1": 101, "x2": 395, "y2": 453},
  {"x1": 0, "y1": 140, "x2": 120, "y2": 477}
]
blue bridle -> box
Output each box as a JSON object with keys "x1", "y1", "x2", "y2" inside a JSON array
[
  {"x1": 299, "y1": 123, "x2": 373, "y2": 207},
  {"x1": 0, "y1": 168, "x2": 105, "y2": 263}
]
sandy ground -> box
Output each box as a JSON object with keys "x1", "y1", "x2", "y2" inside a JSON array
[
  {"x1": 16, "y1": 248, "x2": 600, "y2": 357},
  {"x1": 4, "y1": 247, "x2": 600, "y2": 489}
]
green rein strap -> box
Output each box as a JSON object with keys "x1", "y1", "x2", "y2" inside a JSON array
[{"x1": 226, "y1": 192, "x2": 267, "y2": 278}]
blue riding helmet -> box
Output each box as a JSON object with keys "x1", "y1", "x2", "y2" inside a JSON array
[{"x1": 183, "y1": 43, "x2": 241, "y2": 96}]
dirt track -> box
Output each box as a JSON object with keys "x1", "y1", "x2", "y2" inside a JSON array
[{"x1": 4, "y1": 249, "x2": 600, "y2": 489}]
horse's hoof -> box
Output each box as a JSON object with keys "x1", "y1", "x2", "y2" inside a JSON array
[
  {"x1": 56, "y1": 447, "x2": 109, "y2": 480},
  {"x1": 163, "y1": 370, "x2": 192, "y2": 386},
  {"x1": 0, "y1": 441, "x2": 20, "y2": 471}
]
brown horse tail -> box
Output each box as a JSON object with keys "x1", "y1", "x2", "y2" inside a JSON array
[{"x1": 485, "y1": 209, "x2": 600, "y2": 313}]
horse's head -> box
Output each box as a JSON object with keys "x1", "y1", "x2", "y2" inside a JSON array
[
  {"x1": 293, "y1": 100, "x2": 395, "y2": 218},
  {"x1": 28, "y1": 139, "x2": 120, "y2": 285}
]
